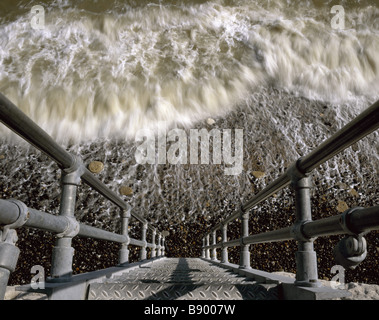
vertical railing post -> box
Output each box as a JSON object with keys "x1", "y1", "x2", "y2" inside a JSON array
[
  {"x1": 0, "y1": 200, "x2": 27, "y2": 300},
  {"x1": 119, "y1": 207, "x2": 131, "y2": 265},
  {"x1": 0, "y1": 229, "x2": 20, "y2": 300},
  {"x1": 205, "y1": 234, "x2": 210, "y2": 259},
  {"x1": 139, "y1": 222, "x2": 148, "y2": 261},
  {"x1": 50, "y1": 158, "x2": 82, "y2": 281},
  {"x1": 151, "y1": 229, "x2": 157, "y2": 259},
  {"x1": 221, "y1": 224, "x2": 229, "y2": 264},
  {"x1": 239, "y1": 211, "x2": 251, "y2": 269},
  {"x1": 201, "y1": 238, "x2": 206, "y2": 258},
  {"x1": 211, "y1": 230, "x2": 217, "y2": 261},
  {"x1": 161, "y1": 236, "x2": 165, "y2": 256},
  {"x1": 289, "y1": 163, "x2": 320, "y2": 287},
  {"x1": 157, "y1": 234, "x2": 162, "y2": 257}
]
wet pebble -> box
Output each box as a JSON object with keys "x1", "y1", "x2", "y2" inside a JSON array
[
  {"x1": 252, "y1": 171, "x2": 265, "y2": 179},
  {"x1": 119, "y1": 186, "x2": 133, "y2": 196},
  {"x1": 88, "y1": 161, "x2": 104, "y2": 173},
  {"x1": 336, "y1": 200, "x2": 349, "y2": 213}
]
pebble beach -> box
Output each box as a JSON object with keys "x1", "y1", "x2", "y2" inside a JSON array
[{"x1": 1, "y1": 89, "x2": 378, "y2": 289}]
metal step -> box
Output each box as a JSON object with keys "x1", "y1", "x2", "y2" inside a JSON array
[
  {"x1": 109, "y1": 276, "x2": 253, "y2": 284},
  {"x1": 87, "y1": 283, "x2": 279, "y2": 300},
  {"x1": 87, "y1": 258, "x2": 280, "y2": 300},
  {"x1": 111, "y1": 271, "x2": 248, "y2": 280}
]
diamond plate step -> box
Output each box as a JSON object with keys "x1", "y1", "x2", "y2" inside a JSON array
[
  {"x1": 112, "y1": 271, "x2": 246, "y2": 278},
  {"x1": 109, "y1": 276, "x2": 253, "y2": 284},
  {"x1": 86, "y1": 258, "x2": 280, "y2": 300},
  {"x1": 87, "y1": 283, "x2": 279, "y2": 300}
]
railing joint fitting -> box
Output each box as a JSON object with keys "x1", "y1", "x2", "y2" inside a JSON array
[
  {"x1": 121, "y1": 206, "x2": 131, "y2": 219},
  {"x1": 1, "y1": 200, "x2": 29, "y2": 240},
  {"x1": 291, "y1": 220, "x2": 314, "y2": 242},
  {"x1": 124, "y1": 235, "x2": 130, "y2": 246},
  {"x1": 0, "y1": 201, "x2": 23, "y2": 274},
  {"x1": 334, "y1": 206, "x2": 368, "y2": 269},
  {"x1": 56, "y1": 216, "x2": 80, "y2": 238},
  {"x1": 240, "y1": 235, "x2": 247, "y2": 246},
  {"x1": 0, "y1": 233, "x2": 20, "y2": 273},
  {"x1": 61, "y1": 155, "x2": 85, "y2": 185},
  {"x1": 287, "y1": 158, "x2": 310, "y2": 187},
  {"x1": 339, "y1": 207, "x2": 365, "y2": 236},
  {"x1": 240, "y1": 211, "x2": 249, "y2": 220}
]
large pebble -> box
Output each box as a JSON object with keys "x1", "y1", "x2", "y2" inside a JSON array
[
  {"x1": 88, "y1": 161, "x2": 104, "y2": 173},
  {"x1": 119, "y1": 186, "x2": 133, "y2": 196},
  {"x1": 336, "y1": 200, "x2": 349, "y2": 213},
  {"x1": 252, "y1": 171, "x2": 265, "y2": 179}
]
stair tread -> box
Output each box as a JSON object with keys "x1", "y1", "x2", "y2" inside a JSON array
[
  {"x1": 108, "y1": 278, "x2": 254, "y2": 284},
  {"x1": 86, "y1": 258, "x2": 280, "y2": 300},
  {"x1": 88, "y1": 282, "x2": 279, "y2": 300}
]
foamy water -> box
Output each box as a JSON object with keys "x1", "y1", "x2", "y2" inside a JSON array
[{"x1": 1, "y1": 0, "x2": 378, "y2": 144}]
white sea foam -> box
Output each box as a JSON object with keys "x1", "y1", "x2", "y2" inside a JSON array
[{"x1": 0, "y1": 0, "x2": 378, "y2": 144}]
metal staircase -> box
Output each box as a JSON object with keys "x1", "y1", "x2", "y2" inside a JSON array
[
  {"x1": 87, "y1": 258, "x2": 279, "y2": 300},
  {"x1": 1, "y1": 93, "x2": 379, "y2": 301}
]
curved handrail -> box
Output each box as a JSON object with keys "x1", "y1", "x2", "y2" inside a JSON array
[
  {"x1": 0, "y1": 92, "x2": 150, "y2": 227},
  {"x1": 211, "y1": 99, "x2": 379, "y2": 232},
  {"x1": 0, "y1": 92, "x2": 164, "y2": 299},
  {"x1": 202, "y1": 99, "x2": 379, "y2": 289}
]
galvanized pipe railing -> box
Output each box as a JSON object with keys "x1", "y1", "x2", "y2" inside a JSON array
[
  {"x1": 0, "y1": 199, "x2": 145, "y2": 244},
  {"x1": 202, "y1": 99, "x2": 379, "y2": 288},
  {"x1": 0, "y1": 93, "x2": 165, "y2": 299},
  {"x1": 206, "y1": 206, "x2": 379, "y2": 248},
  {"x1": 0, "y1": 93, "x2": 149, "y2": 225},
  {"x1": 213, "y1": 99, "x2": 379, "y2": 228}
]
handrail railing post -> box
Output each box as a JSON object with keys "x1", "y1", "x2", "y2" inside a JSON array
[
  {"x1": 289, "y1": 163, "x2": 320, "y2": 288},
  {"x1": 201, "y1": 238, "x2": 206, "y2": 258},
  {"x1": 205, "y1": 234, "x2": 210, "y2": 259},
  {"x1": 118, "y1": 208, "x2": 131, "y2": 265},
  {"x1": 50, "y1": 158, "x2": 83, "y2": 282},
  {"x1": 0, "y1": 200, "x2": 28, "y2": 300},
  {"x1": 0, "y1": 230, "x2": 19, "y2": 300},
  {"x1": 162, "y1": 236, "x2": 166, "y2": 256},
  {"x1": 139, "y1": 222, "x2": 148, "y2": 261},
  {"x1": 239, "y1": 211, "x2": 251, "y2": 269},
  {"x1": 0, "y1": 221, "x2": 23, "y2": 299},
  {"x1": 221, "y1": 224, "x2": 229, "y2": 263},
  {"x1": 157, "y1": 234, "x2": 162, "y2": 257},
  {"x1": 151, "y1": 229, "x2": 157, "y2": 259},
  {"x1": 211, "y1": 230, "x2": 217, "y2": 261}
]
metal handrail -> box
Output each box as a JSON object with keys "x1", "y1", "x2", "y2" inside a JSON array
[
  {"x1": 203, "y1": 206, "x2": 379, "y2": 248},
  {"x1": 211, "y1": 99, "x2": 379, "y2": 232},
  {"x1": 0, "y1": 92, "x2": 150, "y2": 226},
  {"x1": 0, "y1": 92, "x2": 164, "y2": 299},
  {"x1": 0, "y1": 199, "x2": 164, "y2": 246},
  {"x1": 202, "y1": 99, "x2": 379, "y2": 288},
  {"x1": 0, "y1": 199, "x2": 126, "y2": 243}
]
